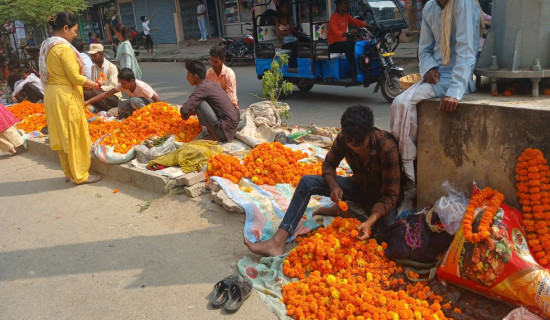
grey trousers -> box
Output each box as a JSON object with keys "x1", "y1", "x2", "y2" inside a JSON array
[
  {"x1": 118, "y1": 97, "x2": 154, "y2": 118},
  {"x1": 84, "y1": 89, "x2": 120, "y2": 112},
  {"x1": 195, "y1": 101, "x2": 227, "y2": 142}
]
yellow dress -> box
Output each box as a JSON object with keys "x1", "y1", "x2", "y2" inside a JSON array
[{"x1": 44, "y1": 44, "x2": 91, "y2": 183}]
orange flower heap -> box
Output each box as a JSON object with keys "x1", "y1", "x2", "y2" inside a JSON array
[
  {"x1": 16, "y1": 114, "x2": 47, "y2": 132},
  {"x1": 100, "y1": 102, "x2": 202, "y2": 153},
  {"x1": 282, "y1": 217, "x2": 448, "y2": 320},
  {"x1": 516, "y1": 148, "x2": 550, "y2": 266},
  {"x1": 9, "y1": 101, "x2": 45, "y2": 121},
  {"x1": 243, "y1": 142, "x2": 322, "y2": 186},
  {"x1": 462, "y1": 187, "x2": 505, "y2": 243},
  {"x1": 88, "y1": 119, "x2": 122, "y2": 143},
  {"x1": 205, "y1": 153, "x2": 245, "y2": 185}
]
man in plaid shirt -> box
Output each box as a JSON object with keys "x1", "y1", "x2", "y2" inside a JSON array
[{"x1": 245, "y1": 105, "x2": 402, "y2": 256}]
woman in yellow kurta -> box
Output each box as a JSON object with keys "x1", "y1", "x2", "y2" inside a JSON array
[{"x1": 39, "y1": 12, "x2": 103, "y2": 184}]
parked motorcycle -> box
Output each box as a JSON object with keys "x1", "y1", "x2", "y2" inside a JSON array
[
  {"x1": 130, "y1": 27, "x2": 147, "y2": 50},
  {"x1": 219, "y1": 32, "x2": 255, "y2": 66}
]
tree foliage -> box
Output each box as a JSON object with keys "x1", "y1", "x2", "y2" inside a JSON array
[{"x1": 0, "y1": 0, "x2": 88, "y2": 25}]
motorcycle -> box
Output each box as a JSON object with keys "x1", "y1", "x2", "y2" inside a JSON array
[
  {"x1": 219, "y1": 32, "x2": 255, "y2": 66},
  {"x1": 130, "y1": 27, "x2": 147, "y2": 50}
]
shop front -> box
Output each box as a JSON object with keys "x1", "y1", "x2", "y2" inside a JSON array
[
  {"x1": 219, "y1": 0, "x2": 254, "y2": 37},
  {"x1": 81, "y1": 0, "x2": 118, "y2": 44},
  {"x1": 116, "y1": 0, "x2": 179, "y2": 44}
]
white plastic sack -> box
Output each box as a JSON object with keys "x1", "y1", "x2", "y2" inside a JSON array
[
  {"x1": 91, "y1": 134, "x2": 135, "y2": 164},
  {"x1": 433, "y1": 180, "x2": 468, "y2": 235},
  {"x1": 503, "y1": 307, "x2": 544, "y2": 320},
  {"x1": 134, "y1": 135, "x2": 176, "y2": 163}
]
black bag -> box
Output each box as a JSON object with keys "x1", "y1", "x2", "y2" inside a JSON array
[{"x1": 375, "y1": 209, "x2": 453, "y2": 264}]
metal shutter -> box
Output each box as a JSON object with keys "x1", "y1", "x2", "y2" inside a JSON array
[
  {"x1": 133, "y1": 0, "x2": 178, "y2": 44},
  {"x1": 119, "y1": 2, "x2": 136, "y2": 27},
  {"x1": 180, "y1": 0, "x2": 201, "y2": 40}
]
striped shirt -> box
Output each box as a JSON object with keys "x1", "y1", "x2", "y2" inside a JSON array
[{"x1": 322, "y1": 129, "x2": 401, "y2": 217}]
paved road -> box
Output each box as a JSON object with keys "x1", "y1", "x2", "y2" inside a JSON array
[{"x1": 140, "y1": 62, "x2": 418, "y2": 131}]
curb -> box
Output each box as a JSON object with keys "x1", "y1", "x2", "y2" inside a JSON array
[{"x1": 27, "y1": 138, "x2": 170, "y2": 194}]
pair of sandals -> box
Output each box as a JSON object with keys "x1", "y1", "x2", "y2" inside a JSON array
[{"x1": 209, "y1": 274, "x2": 252, "y2": 313}]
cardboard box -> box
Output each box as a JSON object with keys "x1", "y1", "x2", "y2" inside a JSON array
[{"x1": 301, "y1": 22, "x2": 328, "y2": 40}]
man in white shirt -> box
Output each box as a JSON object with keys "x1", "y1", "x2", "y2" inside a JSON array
[
  {"x1": 140, "y1": 15, "x2": 156, "y2": 55},
  {"x1": 196, "y1": 0, "x2": 208, "y2": 41},
  {"x1": 12, "y1": 66, "x2": 44, "y2": 103},
  {"x1": 84, "y1": 68, "x2": 160, "y2": 119},
  {"x1": 72, "y1": 38, "x2": 93, "y2": 80},
  {"x1": 84, "y1": 43, "x2": 122, "y2": 112}
]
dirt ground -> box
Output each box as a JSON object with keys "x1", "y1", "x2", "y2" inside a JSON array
[{"x1": 0, "y1": 151, "x2": 277, "y2": 320}]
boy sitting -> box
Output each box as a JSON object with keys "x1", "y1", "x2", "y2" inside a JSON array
[
  {"x1": 180, "y1": 59, "x2": 240, "y2": 142},
  {"x1": 12, "y1": 66, "x2": 44, "y2": 103},
  {"x1": 84, "y1": 68, "x2": 160, "y2": 118}
]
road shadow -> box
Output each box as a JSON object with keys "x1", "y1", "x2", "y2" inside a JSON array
[
  {"x1": 0, "y1": 225, "x2": 250, "y2": 288},
  {"x1": 0, "y1": 177, "x2": 74, "y2": 197}
]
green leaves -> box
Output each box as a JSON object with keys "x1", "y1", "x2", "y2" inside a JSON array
[
  {"x1": 0, "y1": 0, "x2": 88, "y2": 25},
  {"x1": 260, "y1": 53, "x2": 294, "y2": 123}
]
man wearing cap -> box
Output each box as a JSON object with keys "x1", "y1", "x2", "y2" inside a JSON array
[{"x1": 84, "y1": 43, "x2": 121, "y2": 112}]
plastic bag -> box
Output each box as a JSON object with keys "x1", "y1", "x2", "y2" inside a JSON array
[
  {"x1": 134, "y1": 134, "x2": 176, "y2": 164},
  {"x1": 437, "y1": 183, "x2": 550, "y2": 318},
  {"x1": 433, "y1": 180, "x2": 468, "y2": 234}
]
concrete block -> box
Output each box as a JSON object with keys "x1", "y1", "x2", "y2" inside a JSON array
[
  {"x1": 184, "y1": 182, "x2": 207, "y2": 198},
  {"x1": 416, "y1": 94, "x2": 550, "y2": 208},
  {"x1": 211, "y1": 190, "x2": 244, "y2": 214},
  {"x1": 210, "y1": 180, "x2": 222, "y2": 193},
  {"x1": 176, "y1": 171, "x2": 205, "y2": 186}
]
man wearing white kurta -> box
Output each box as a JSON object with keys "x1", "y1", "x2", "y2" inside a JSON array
[{"x1": 390, "y1": 0, "x2": 483, "y2": 183}]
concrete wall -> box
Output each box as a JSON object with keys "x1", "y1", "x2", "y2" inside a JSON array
[{"x1": 416, "y1": 95, "x2": 550, "y2": 209}]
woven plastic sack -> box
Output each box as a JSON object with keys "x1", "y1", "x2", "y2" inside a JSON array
[
  {"x1": 134, "y1": 135, "x2": 176, "y2": 164},
  {"x1": 437, "y1": 184, "x2": 550, "y2": 318},
  {"x1": 91, "y1": 134, "x2": 135, "y2": 164}
]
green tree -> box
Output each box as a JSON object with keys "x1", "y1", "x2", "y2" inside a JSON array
[{"x1": 0, "y1": 0, "x2": 88, "y2": 25}]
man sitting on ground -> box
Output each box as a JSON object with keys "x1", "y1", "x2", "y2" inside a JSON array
[
  {"x1": 84, "y1": 43, "x2": 121, "y2": 112},
  {"x1": 245, "y1": 105, "x2": 401, "y2": 256},
  {"x1": 12, "y1": 66, "x2": 44, "y2": 103},
  {"x1": 206, "y1": 45, "x2": 239, "y2": 110},
  {"x1": 180, "y1": 59, "x2": 240, "y2": 142},
  {"x1": 84, "y1": 68, "x2": 160, "y2": 118}
]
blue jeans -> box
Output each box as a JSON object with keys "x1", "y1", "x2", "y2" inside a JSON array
[
  {"x1": 197, "y1": 17, "x2": 207, "y2": 40},
  {"x1": 279, "y1": 175, "x2": 397, "y2": 235}
]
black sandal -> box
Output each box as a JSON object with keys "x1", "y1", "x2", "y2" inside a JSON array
[
  {"x1": 224, "y1": 278, "x2": 253, "y2": 313},
  {"x1": 210, "y1": 274, "x2": 241, "y2": 308}
]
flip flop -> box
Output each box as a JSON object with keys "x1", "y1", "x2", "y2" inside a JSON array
[
  {"x1": 210, "y1": 274, "x2": 241, "y2": 308},
  {"x1": 65, "y1": 177, "x2": 74, "y2": 183},
  {"x1": 224, "y1": 278, "x2": 253, "y2": 313},
  {"x1": 79, "y1": 174, "x2": 103, "y2": 185}
]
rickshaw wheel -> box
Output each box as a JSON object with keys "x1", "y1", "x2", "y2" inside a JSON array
[
  {"x1": 381, "y1": 76, "x2": 403, "y2": 103},
  {"x1": 297, "y1": 84, "x2": 314, "y2": 92}
]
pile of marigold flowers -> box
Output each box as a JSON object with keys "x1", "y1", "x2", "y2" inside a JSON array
[
  {"x1": 16, "y1": 114, "x2": 47, "y2": 132},
  {"x1": 100, "y1": 102, "x2": 202, "y2": 153},
  {"x1": 8, "y1": 101, "x2": 45, "y2": 121},
  {"x1": 282, "y1": 217, "x2": 451, "y2": 320},
  {"x1": 206, "y1": 153, "x2": 245, "y2": 185},
  {"x1": 516, "y1": 148, "x2": 550, "y2": 267},
  {"x1": 243, "y1": 142, "x2": 322, "y2": 186},
  {"x1": 88, "y1": 119, "x2": 122, "y2": 143}
]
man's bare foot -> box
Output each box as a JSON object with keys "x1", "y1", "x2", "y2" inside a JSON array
[{"x1": 243, "y1": 229, "x2": 290, "y2": 256}]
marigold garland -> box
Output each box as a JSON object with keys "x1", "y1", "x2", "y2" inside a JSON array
[
  {"x1": 282, "y1": 217, "x2": 451, "y2": 320},
  {"x1": 516, "y1": 148, "x2": 550, "y2": 267},
  {"x1": 100, "y1": 102, "x2": 202, "y2": 153},
  {"x1": 8, "y1": 101, "x2": 45, "y2": 121},
  {"x1": 243, "y1": 142, "x2": 322, "y2": 186},
  {"x1": 88, "y1": 119, "x2": 122, "y2": 143},
  {"x1": 205, "y1": 153, "x2": 245, "y2": 185},
  {"x1": 462, "y1": 187, "x2": 505, "y2": 244},
  {"x1": 16, "y1": 114, "x2": 47, "y2": 132}
]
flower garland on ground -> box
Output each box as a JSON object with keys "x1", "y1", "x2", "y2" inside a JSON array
[
  {"x1": 243, "y1": 142, "x2": 322, "y2": 186},
  {"x1": 88, "y1": 119, "x2": 122, "y2": 143},
  {"x1": 516, "y1": 148, "x2": 550, "y2": 266},
  {"x1": 16, "y1": 114, "x2": 47, "y2": 132},
  {"x1": 282, "y1": 217, "x2": 452, "y2": 320},
  {"x1": 8, "y1": 101, "x2": 45, "y2": 121},
  {"x1": 461, "y1": 187, "x2": 505, "y2": 243},
  {"x1": 205, "y1": 153, "x2": 246, "y2": 185},
  {"x1": 100, "y1": 102, "x2": 202, "y2": 153}
]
